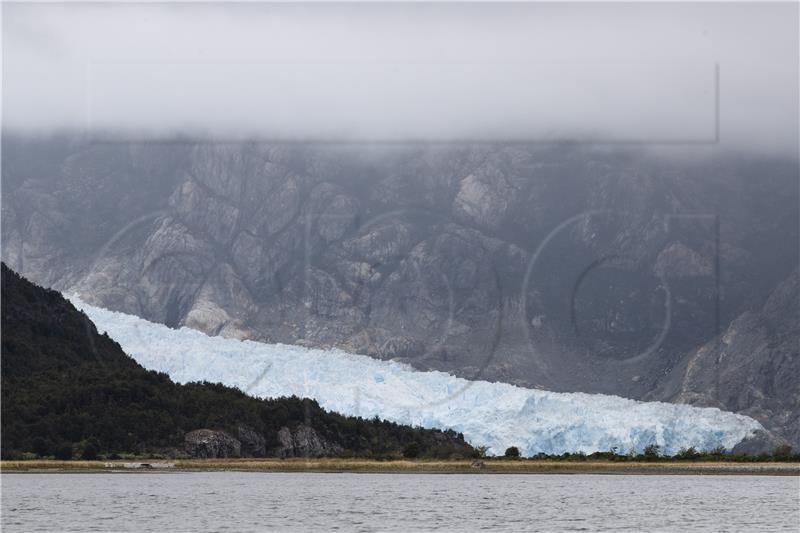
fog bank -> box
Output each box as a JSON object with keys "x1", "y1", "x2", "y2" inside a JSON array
[{"x1": 3, "y1": 3, "x2": 798, "y2": 154}]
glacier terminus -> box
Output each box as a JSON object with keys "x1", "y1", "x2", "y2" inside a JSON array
[{"x1": 70, "y1": 296, "x2": 762, "y2": 457}]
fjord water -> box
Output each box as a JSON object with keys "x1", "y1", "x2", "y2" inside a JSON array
[{"x1": 2, "y1": 473, "x2": 797, "y2": 532}]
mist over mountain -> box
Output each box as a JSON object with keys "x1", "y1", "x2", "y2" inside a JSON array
[
  {"x1": 2, "y1": 136, "x2": 798, "y2": 446},
  {"x1": 2, "y1": 1, "x2": 798, "y2": 449},
  {"x1": 3, "y1": 2, "x2": 798, "y2": 154},
  {"x1": 2, "y1": 3, "x2": 798, "y2": 532}
]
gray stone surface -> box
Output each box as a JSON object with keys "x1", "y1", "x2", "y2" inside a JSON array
[
  {"x1": 649, "y1": 271, "x2": 799, "y2": 447},
  {"x1": 730, "y1": 429, "x2": 790, "y2": 456},
  {"x1": 185, "y1": 429, "x2": 242, "y2": 458},
  {"x1": 274, "y1": 425, "x2": 344, "y2": 458}
]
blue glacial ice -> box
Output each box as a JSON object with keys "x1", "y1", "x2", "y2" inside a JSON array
[{"x1": 70, "y1": 296, "x2": 762, "y2": 456}]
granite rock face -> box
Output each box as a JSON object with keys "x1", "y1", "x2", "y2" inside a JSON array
[
  {"x1": 730, "y1": 429, "x2": 790, "y2": 456},
  {"x1": 185, "y1": 429, "x2": 242, "y2": 458},
  {"x1": 274, "y1": 425, "x2": 344, "y2": 458},
  {"x1": 649, "y1": 271, "x2": 800, "y2": 447},
  {"x1": 2, "y1": 137, "x2": 798, "y2": 444}
]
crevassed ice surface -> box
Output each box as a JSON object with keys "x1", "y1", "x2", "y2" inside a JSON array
[{"x1": 70, "y1": 297, "x2": 762, "y2": 456}]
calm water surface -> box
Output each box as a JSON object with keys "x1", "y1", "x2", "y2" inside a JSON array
[{"x1": 2, "y1": 472, "x2": 798, "y2": 532}]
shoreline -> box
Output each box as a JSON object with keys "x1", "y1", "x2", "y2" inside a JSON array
[{"x1": 2, "y1": 459, "x2": 798, "y2": 476}]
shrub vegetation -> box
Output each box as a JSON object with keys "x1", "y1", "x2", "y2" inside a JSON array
[{"x1": 504, "y1": 446, "x2": 521, "y2": 458}]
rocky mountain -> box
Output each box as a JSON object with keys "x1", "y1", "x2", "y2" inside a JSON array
[
  {"x1": 2, "y1": 135, "x2": 797, "y2": 444},
  {"x1": 648, "y1": 270, "x2": 799, "y2": 447},
  {"x1": 0, "y1": 263, "x2": 474, "y2": 459}
]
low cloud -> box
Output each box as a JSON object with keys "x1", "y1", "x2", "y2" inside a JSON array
[{"x1": 3, "y1": 3, "x2": 798, "y2": 155}]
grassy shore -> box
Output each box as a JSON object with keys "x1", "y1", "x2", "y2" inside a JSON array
[{"x1": 2, "y1": 458, "x2": 798, "y2": 475}]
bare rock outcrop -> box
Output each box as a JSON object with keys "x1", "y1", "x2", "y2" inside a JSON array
[
  {"x1": 730, "y1": 429, "x2": 790, "y2": 456},
  {"x1": 274, "y1": 425, "x2": 344, "y2": 458},
  {"x1": 651, "y1": 271, "x2": 800, "y2": 447},
  {"x1": 185, "y1": 429, "x2": 241, "y2": 458},
  {"x1": 654, "y1": 242, "x2": 712, "y2": 278}
]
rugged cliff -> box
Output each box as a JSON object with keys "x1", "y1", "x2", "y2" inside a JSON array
[
  {"x1": 649, "y1": 270, "x2": 799, "y2": 447},
  {"x1": 2, "y1": 136, "x2": 797, "y2": 442}
]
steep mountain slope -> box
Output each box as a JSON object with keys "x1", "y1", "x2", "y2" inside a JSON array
[
  {"x1": 0, "y1": 263, "x2": 474, "y2": 459},
  {"x1": 2, "y1": 136, "x2": 797, "y2": 431},
  {"x1": 649, "y1": 271, "x2": 799, "y2": 447}
]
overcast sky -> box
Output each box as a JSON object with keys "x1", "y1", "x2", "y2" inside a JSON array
[{"x1": 2, "y1": 2, "x2": 798, "y2": 155}]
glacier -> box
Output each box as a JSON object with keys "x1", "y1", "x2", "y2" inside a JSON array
[{"x1": 70, "y1": 296, "x2": 762, "y2": 456}]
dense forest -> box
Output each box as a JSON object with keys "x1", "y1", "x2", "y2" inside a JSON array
[{"x1": 0, "y1": 263, "x2": 474, "y2": 460}]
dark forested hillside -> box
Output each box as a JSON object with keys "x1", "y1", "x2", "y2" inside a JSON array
[{"x1": 0, "y1": 263, "x2": 473, "y2": 459}]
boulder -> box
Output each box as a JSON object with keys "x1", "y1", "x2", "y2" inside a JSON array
[
  {"x1": 184, "y1": 429, "x2": 241, "y2": 458},
  {"x1": 274, "y1": 424, "x2": 343, "y2": 458}
]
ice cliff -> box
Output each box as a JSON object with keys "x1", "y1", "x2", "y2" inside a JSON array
[{"x1": 71, "y1": 297, "x2": 762, "y2": 456}]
